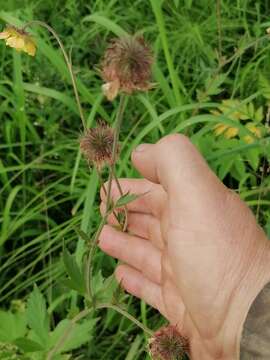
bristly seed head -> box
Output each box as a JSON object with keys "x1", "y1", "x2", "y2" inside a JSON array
[
  {"x1": 101, "y1": 35, "x2": 153, "y2": 101},
  {"x1": 80, "y1": 121, "x2": 117, "y2": 169},
  {"x1": 149, "y1": 325, "x2": 189, "y2": 360}
]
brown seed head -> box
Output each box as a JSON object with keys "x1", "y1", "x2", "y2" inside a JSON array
[
  {"x1": 149, "y1": 325, "x2": 189, "y2": 360},
  {"x1": 80, "y1": 121, "x2": 117, "y2": 169},
  {"x1": 101, "y1": 35, "x2": 153, "y2": 100}
]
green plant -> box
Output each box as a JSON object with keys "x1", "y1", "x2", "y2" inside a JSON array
[{"x1": 0, "y1": 1, "x2": 270, "y2": 359}]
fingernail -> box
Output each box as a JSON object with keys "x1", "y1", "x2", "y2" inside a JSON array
[{"x1": 134, "y1": 143, "x2": 149, "y2": 152}]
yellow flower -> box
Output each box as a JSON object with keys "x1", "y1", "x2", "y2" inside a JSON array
[
  {"x1": 0, "y1": 25, "x2": 36, "y2": 56},
  {"x1": 243, "y1": 123, "x2": 261, "y2": 143},
  {"x1": 214, "y1": 123, "x2": 239, "y2": 138},
  {"x1": 214, "y1": 123, "x2": 228, "y2": 136},
  {"x1": 224, "y1": 127, "x2": 239, "y2": 139}
]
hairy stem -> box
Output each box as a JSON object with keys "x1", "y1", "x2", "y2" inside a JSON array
[
  {"x1": 46, "y1": 302, "x2": 152, "y2": 359},
  {"x1": 46, "y1": 308, "x2": 93, "y2": 360},
  {"x1": 85, "y1": 94, "x2": 126, "y2": 302},
  {"x1": 112, "y1": 167, "x2": 128, "y2": 232},
  {"x1": 105, "y1": 94, "x2": 126, "y2": 213},
  {"x1": 97, "y1": 167, "x2": 122, "y2": 228},
  {"x1": 23, "y1": 20, "x2": 87, "y2": 130},
  {"x1": 85, "y1": 214, "x2": 109, "y2": 302}
]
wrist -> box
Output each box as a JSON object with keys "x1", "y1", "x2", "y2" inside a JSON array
[{"x1": 224, "y1": 236, "x2": 270, "y2": 359}]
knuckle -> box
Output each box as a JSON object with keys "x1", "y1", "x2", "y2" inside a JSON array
[{"x1": 158, "y1": 133, "x2": 191, "y2": 149}]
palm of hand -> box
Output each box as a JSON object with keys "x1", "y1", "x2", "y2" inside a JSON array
[{"x1": 99, "y1": 135, "x2": 270, "y2": 359}]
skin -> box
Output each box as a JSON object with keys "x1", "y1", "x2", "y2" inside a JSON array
[{"x1": 98, "y1": 134, "x2": 270, "y2": 359}]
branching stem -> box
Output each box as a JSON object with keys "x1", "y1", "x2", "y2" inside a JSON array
[
  {"x1": 46, "y1": 302, "x2": 152, "y2": 360},
  {"x1": 85, "y1": 94, "x2": 126, "y2": 302}
]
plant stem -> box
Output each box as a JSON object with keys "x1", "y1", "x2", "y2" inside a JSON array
[
  {"x1": 97, "y1": 167, "x2": 122, "y2": 228},
  {"x1": 216, "y1": 0, "x2": 222, "y2": 61},
  {"x1": 46, "y1": 308, "x2": 93, "y2": 360},
  {"x1": 105, "y1": 94, "x2": 126, "y2": 214},
  {"x1": 85, "y1": 94, "x2": 126, "y2": 302},
  {"x1": 85, "y1": 214, "x2": 109, "y2": 302},
  {"x1": 46, "y1": 302, "x2": 152, "y2": 359},
  {"x1": 23, "y1": 20, "x2": 87, "y2": 130},
  {"x1": 97, "y1": 303, "x2": 153, "y2": 336},
  {"x1": 112, "y1": 167, "x2": 128, "y2": 231}
]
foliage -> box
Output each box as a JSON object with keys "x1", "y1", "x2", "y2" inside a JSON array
[{"x1": 0, "y1": 0, "x2": 270, "y2": 359}]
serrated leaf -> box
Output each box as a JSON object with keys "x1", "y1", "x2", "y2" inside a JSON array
[
  {"x1": 74, "y1": 227, "x2": 91, "y2": 244},
  {"x1": 94, "y1": 274, "x2": 119, "y2": 303},
  {"x1": 49, "y1": 318, "x2": 98, "y2": 353},
  {"x1": 0, "y1": 310, "x2": 27, "y2": 342},
  {"x1": 115, "y1": 192, "x2": 143, "y2": 208},
  {"x1": 62, "y1": 247, "x2": 85, "y2": 295},
  {"x1": 14, "y1": 338, "x2": 44, "y2": 352},
  {"x1": 26, "y1": 286, "x2": 50, "y2": 346},
  {"x1": 205, "y1": 74, "x2": 226, "y2": 96}
]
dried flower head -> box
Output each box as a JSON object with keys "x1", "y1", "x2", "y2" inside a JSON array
[
  {"x1": 0, "y1": 25, "x2": 36, "y2": 56},
  {"x1": 149, "y1": 325, "x2": 189, "y2": 360},
  {"x1": 80, "y1": 121, "x2": 117, "y2": 169},
  {"x1": 101, "y1": 35, "x2": 153, "y2": 100}
]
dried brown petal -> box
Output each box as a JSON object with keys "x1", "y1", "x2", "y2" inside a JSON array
[{"x1": 101, "y1": 35, "x2": 153, "y2": 100}]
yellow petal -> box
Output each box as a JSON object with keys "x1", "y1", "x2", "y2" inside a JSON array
[
  {"x1": 224, "y1": 127, "x2": 239, "y2": 139},
  {"x1": 6, "y1": 36, "x2": 25, "y2": 50},
  {"x1": 102, "y1": 80, "x2": 120, "y2": 101},
  {"x1": 24, "y1": 38, "x2": 36, "y2": 56},
  {"x1": 0, "y1": 31, "x2": 10, "y2": 39},
  {"x1": 246, "y1": 123, "x2": 261, "y2": 138},
  {"x1": 214, "y1": 124, "x2": 228, "y2": 136},
  {"x1": 243, "y1": 135, "x2": 254, "y2": 144}
]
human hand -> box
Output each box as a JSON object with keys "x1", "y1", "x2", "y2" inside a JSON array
[{"x1": 99, "y1": 134, "x2": 270, "y2": 359}]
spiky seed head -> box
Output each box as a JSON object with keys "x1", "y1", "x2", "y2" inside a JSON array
[
  {"x1": 149, "y1": 325, "x2": 189, "y2": 360},
  {"x1": 80, "y1": 121, "x2": 117, "y2": 169},
  {"x1": 101, "y1": 35, "x2": 153, "y2": 100}
]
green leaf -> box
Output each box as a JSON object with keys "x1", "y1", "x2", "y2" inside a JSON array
[
  {"x1": 115, "y1": 192, "x2": 144, "y2": 208},
  {"x1": 74, "y1": 227, "x2": 91, "y2": 244},
  {"x1": 245, "y1": 148, "x2": 260, "y2": 171},
  {"x1": 218, "y1": 157, "x2": 234, "y2": 180},
  {"x1": 62, "y1": 247, "x2": 85, "y2": 295},
  {"x1": 14, "y1": 338, "x2": 44, "y2": 352},
  {"x1": 254, "y1": 106, "x2": 264, "y2": 123},
  {"x1": 49, "y1": 318, "x2": 98, "y2": 353},
  {"x1": 0, "y1": 310, "x2": 27, "y2": 342},
  {"x1": 82, "y1": 14, "x2": 128, "y2": 37},
  {"x1": 26, "y1": 286, "x2": 50, "y2": 346},
  {"x1": 94, "y1": 273, "x2": 119, "y2": 303},
  {"x1": 205, "y1": 74, "x2": 226, "y2": 96},
  {"x1": 258, "y1": 73, "x2": 270, "y2": 99}
]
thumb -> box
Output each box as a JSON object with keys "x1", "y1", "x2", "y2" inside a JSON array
[{"x1": 131, "y1": 134, "x2": 227, "y2": 202}]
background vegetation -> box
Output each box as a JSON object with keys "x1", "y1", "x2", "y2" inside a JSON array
[{"x1": 0, "y1": 0, "x2": 270, "y2": 358}]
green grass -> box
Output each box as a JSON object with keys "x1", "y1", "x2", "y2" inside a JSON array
[{"x1": 0, "y1": 0, "x2": 270, "y2": 358}]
